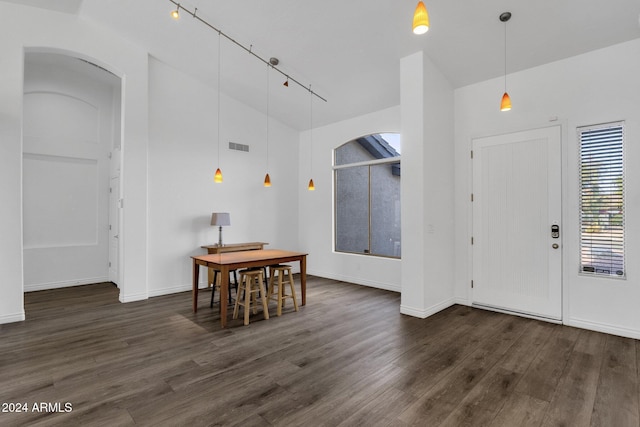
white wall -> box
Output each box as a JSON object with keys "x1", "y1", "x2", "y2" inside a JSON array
[
  {"x1": 454, "y1": 39, "x2": 640, "y2": 338},
  {"x1": 148, "y1": 58, "x2": 301, "y2": 296},
  {"x1": 400, "y1": 51, "x2": 455, "y2": 317},
  {"x1": 298, "y1": 106, "x2": 402, "y2": 292},
  {"x1": 0, "y1": 3, "x2": 148, "y2": 323}
]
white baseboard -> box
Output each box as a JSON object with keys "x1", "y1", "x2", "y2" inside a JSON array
[
  {"x1": 400, "y1": 298, "x2": 455, "y2": 319},
  {"x1": 307, "y1": 269, "x2": 401, "y2": 293},
  {"x1": 565, "y1": 317, "x2": 640, "y2": 340},
  {"x1": 0, "y1": 311, "x2": 26, "y2": 324},
  {"x1": 24, "y1": 277, "x2": 109, "y2": 292},
  {"x1": 148, "y1": 284, "x2": 193, "y2": 298},
  {"x1": 118, "y1": 291, "x2": 148, "y2": 303}
]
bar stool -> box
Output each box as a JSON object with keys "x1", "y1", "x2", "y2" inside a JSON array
[
  {"x1": 210, "y1": 270, "x2": 238, "y2": 308},
  {"x1": 233, "y1": 269, "x2": 270, "y2": 326},
  {"x1": 267, "y1": 265, "x2": 299, "y2": 316}
]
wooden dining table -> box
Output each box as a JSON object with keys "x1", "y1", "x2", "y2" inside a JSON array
[{"x1": 191, "y1": 249, "x2": 308, "y2": 328}]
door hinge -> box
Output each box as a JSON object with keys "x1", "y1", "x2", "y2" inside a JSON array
[
  {"x1": 471, "y1": 193, "x2": 474, "y2": 202},
  {"x1": 471, "y1": 280, "x2": 474, "y2": 289},
  {"x1": 108, "y1": 261, "x2": 112, "y2": 268},
  {"x1": 470, "y1": 150, "x2": 474, "y2": 159},
  {"x1": 471, "y1": 237, "x2": 474, "y2": 245}
]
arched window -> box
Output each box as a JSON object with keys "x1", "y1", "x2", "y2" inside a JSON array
[{"x1": 334, "y1": 133, "x2": 401, "y2": 258}]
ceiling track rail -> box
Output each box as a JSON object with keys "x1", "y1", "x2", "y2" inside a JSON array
[{"x1": 168, "y1": 0, "x2": 327, "y2": 103}]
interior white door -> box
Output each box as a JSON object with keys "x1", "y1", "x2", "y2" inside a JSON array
[{"x1": 472, "y1": 126, "x2": 562, "y2": 321}]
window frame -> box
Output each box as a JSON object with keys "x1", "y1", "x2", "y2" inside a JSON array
[
  {"x1": 577, "y1": 121, "x2": 626, "y2": 279},
  {"x1": 333, "y1": 138, "x2": 401, "y2": 259}
]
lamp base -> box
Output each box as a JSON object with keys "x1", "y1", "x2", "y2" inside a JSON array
[{"x1": 218, "y1": 226, "x2": 224, "y2": 247}]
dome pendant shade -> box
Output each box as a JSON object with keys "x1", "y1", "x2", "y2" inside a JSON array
[
  {"x1": 308, "y1": 179, "x2": 315, "y2": 191},
  {"x1": 500, "y1": 92, "x2": 512, "y2": 111},
  {"x1": 264, "y1": 173, "x2": 271, "y2": 187},
  {"x1": 214, "y1": 168, "x2": 223, "y2": 183},
  {"x1": 412, "y1": 1, "x2": 429, "y2": 34}
]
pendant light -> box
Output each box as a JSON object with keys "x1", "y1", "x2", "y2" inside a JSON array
[
  {"x1": 214, "y1": 32, "x2": 224, "y2": 183},
  {"x1": 307, "y1": 87, "x2": 315, "y2": 191},
  {"x1": 264, "y1": 63, "x2": 271, "y2": 187},
  {"x1": 500, "y1": 12, "x2": 512, "y2": 112},
  {"x1": 412, "y1": 1, "x2": 429, "y2": 35}
]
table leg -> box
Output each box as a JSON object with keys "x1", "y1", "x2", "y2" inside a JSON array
[
  {"x1": 220, "y1": 266, "x2": 229, "y2": 328},
  {"x1": 300, "y1": 255, "x2": 306, "y2": 306},
  {"x1": 192, "y1": 260, "x2": 199, "y2": 313}
]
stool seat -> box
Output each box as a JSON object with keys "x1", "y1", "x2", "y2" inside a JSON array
[
  {"x1": 267, "y1": 265, "x2": 299, "y2": 316},
  {"x1": 233, "y1": 269, "x2": 269, "y2": 326}
]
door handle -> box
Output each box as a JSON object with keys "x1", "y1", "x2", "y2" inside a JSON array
[
  {"x1": 552, "y1": 243, "x2": 559, "y2": 249},
  {"x1": 551, "y1": 224, "x2": 560, "y2": 238}
]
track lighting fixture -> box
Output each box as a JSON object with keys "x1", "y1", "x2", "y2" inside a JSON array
[
  {"x1": 412, "y1": 1, "x2": 429, "y2": 35},
  {"x1": 166, "y1": 0, "x2": 326, "y2": 103},
  {"x1": 500, "y1": 12, "x2": 512, "y2": 111},
  {"x1": 170, "y1": 4, "x2": 180, "y2": 20},
  {"x1": 283, "y1": 77, "x2": 289, "y2": 87}
]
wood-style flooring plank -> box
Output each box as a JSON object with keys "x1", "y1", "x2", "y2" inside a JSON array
[
  {"x1": 513, "y1": 324, "x2": 581, "y2": 402},
  {"x1": 590, "y1": 335, "x2": 639, "y2": 427},
  {"x1": 540, "y1": 330, "x2": 606, "y2": 427}
]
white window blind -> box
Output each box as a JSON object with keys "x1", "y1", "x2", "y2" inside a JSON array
[{"x1": 578, "y1": 122, "x2": 625, "y2": 278}]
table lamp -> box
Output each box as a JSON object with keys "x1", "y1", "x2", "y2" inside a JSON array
[{"x1": 211, "y1": 212, "x2": 230, "y2": 246}]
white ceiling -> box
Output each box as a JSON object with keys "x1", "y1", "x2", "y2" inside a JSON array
[{"x1": 8, "y1": 0, "x2": 640, "y2": 130}]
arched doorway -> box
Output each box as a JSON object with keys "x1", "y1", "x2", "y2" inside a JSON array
[{"x1": 22, "y1": 51, "x2": 122, "y2": 298}]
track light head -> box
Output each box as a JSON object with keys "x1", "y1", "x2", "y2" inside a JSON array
[{"x1": 171, "y1": 6, "x2": 180, "y2": 20}]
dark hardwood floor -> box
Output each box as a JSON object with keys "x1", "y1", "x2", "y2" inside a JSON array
[{"x1": 1, "y1": 277, "x2": 639, "y2": 426}]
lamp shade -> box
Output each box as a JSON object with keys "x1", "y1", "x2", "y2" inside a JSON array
[
  {"x1": 500, "y1": 92, "x2": 512, "y2": 111},
  {"x1": 214, "y1": 168, "x2": 223, "y2": 183},
  {"x1": 412, "y1": 1, "x2": 429, "y2": 34},
  {"x1": 211, "y1": 212, "x2": 230, "y2": 226}
]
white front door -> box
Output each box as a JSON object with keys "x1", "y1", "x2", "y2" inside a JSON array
[{"x1": 472, "y1": 126, "x2": 562, "y2": 321}]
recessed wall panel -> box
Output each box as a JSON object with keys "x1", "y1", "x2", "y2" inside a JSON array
[{"x1": 23, "y1": 153, "x2": 98, "y2": 248}]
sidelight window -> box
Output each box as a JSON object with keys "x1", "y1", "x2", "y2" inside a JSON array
[{"x1": 578, "y1": 122, "x2": 625, "y2": 278}]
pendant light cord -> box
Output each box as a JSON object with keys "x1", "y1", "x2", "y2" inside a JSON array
[
  {"x1": 309, "y1": 87, "x2": 313, "y2": 175},
  {"x1": 504, "y1": 22, "x2": 507, "y2": 92},
  {"x1": 217, "y1": 32, "x2": 221, "y2": 167},
  {"x1": 266, "y1": 64, "x2": 269, "y2": 171}
]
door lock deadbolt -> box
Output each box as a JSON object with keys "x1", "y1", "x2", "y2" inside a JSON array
[{"x1": 551, "y1": 224, "x2": 560, "y2": 239}]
